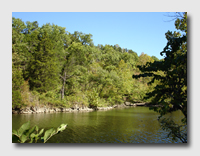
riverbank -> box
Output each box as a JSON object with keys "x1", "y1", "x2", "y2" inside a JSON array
[{"x1": 12, "y1": 102, "x2": 158, "y2": 114}]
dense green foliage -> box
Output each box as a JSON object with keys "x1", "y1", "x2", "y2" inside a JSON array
[
  {"x1": 12, "y1": 121, "x2": 67, "y2": 143},
  {"x1": 132, "y1": 12, "x2": 187, "y2": 143},
  {"x1": 12, "y1": 17, "x2": 157, "y2": 109}
]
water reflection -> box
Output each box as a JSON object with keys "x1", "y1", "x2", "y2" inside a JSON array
[{"x1": 12, "y1": 107, "x2": 184, "y2": 143}]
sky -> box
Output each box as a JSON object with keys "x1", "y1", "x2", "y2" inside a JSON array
[{"x1": 12, "y1": 12, "x2": 179, "y2": 60}]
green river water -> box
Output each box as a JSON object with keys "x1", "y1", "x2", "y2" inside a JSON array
[{"x1": 12, "y1": 107, "x2": 184, "y2": 143}]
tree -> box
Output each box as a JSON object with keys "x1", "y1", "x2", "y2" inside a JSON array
[
  {"x1": 69, "y1": 31, "x2": 94, "y2": 46},
  {"x1": 151, "y1": 56, "x2": 159, "y2": 62},
  {"x1": 27, "y1": 24, "x2": 65, "y2": 93},
  {"x1": 132, "y1": 12, "x2": 187, "y2": 142},
  {"x1": 137, "y1": 52, "x2": 154, "y2": 66},
  {"x1": 12, "y1": 17, "x2": 27, "y2": 109}
]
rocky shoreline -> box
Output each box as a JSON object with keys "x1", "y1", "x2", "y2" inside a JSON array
[
  {"x1": 12, "y1": 105, "x2": 121, "y2": 114},
  {"x1": 12, "y1": 102, "x2": 157, "y2": 114}
]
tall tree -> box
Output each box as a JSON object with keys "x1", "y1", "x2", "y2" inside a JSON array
[
  {"x1": 27, "y1": 24, "x2": 65, "y2": 93},
  {"x1": 132, "y1": 12, "x2": 187, "y2": 142},
  {"x1": 12, "y1": 17, "x2": 27, "y2": 108}
]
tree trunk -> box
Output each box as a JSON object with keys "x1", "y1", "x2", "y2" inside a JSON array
[
  {"x1": 61, "y1": 72, "x2": 66, "y2": 100},
  {"x1": 60, "y1": 71, "x2": 74, "y2": 100}
]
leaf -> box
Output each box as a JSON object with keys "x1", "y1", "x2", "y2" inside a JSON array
[
  {"x1": 20, "y1": 134, "x2": 28, "y2": 143},
  {"x1": 29, "y1": 138, "x2": 34, "y2": 143},
  {"x1": 41, "y1": 137, "x2": 44, "y2": 142},
  {"x1": 12, "y1": 129, "x2": 18, "y2": 136},
  {"x1": 18, "y1": 121, "x2": 30, "y2": 137},
  {"x1": 38, "y1": 129, "x2": 44, "y2": 136},
  {"x1": 35, "y1": 125, "x2": 39, "y2": 132},
  {"x1": 25, "y1": 125, "x2": 36, "y2": 136},
  {"x1": 30, "y1": 133, "x2": 36, "y2": 138},
  {"x1": 43, "y1": 128, "x2": 55, "y2": 143},
  {"x1": 57, "y1": 124, "x2": 67, "y2": 132}
]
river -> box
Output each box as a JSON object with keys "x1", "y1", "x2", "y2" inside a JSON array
[{"x1": 12, "y1": 107, "x2": 184, "y2": 143}]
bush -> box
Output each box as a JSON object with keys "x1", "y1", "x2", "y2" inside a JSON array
[
  {"x1": 12, "y1": 90, "x2": 23, "y2": 109},
  {"x1": 66, "y1": 91, "x2": 89, "y2": 108}
]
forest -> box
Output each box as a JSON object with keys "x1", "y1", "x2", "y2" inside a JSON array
[
  {"x1": 12, "y1": 12, "x2": 187, "y2": 117},
  {"x1": 12, "y1": 17, "x2": 162, "y2": 110}
]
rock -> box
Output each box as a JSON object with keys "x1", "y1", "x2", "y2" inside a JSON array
[
  {"x1": 134, "y1": 103, "x2": 147, "y2": 106},
  {"x1": 30, "y1": 106, "x2": 36, "y2": 112},
  {"x1": 12, "y1": 110, "x2": 19, "y2": 114},
  {"x1": 87, "y1": 108, "x2": 93, "y2": 111},
  {"x1": 32, "y1": 106, "x2": 43, "y2": 113},
  {"x1": 49, "y1": 109, "x2": 54, "y2": 113},
  {"x1": 12, "y1": 104, "x2": 119, "y2": 114},
  {"x1": 42, "y1": 107, "x2": 45, "y2": 112},
  {"x1": 54, "y1": 108, "x2": 62, "y2": 112},
  {"x1": 19, "y1": 110, "x2": 28, "y2": 114},
  {"x1": 124, "y1": 102, "x2": 131, "y2": 106},
  {"x1": 65, "y1": 109, "x2": 70, "y2": 112},
  {"x1": 60, "y1": 108, "x2": 66, "y2": 112}
]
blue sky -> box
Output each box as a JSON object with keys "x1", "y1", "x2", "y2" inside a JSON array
[{"x1": 12, "y1": 12, "x2": 179, "y2": 60}]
